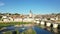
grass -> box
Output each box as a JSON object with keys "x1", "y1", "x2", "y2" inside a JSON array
[
  {"x1": 0, "y1": 22, "x2": 32, "y2": 26},
  {"x1": 21, "y1": 28, "x2": 36, "y2": 34},
  {"x1": 0, "y1": 22, "x2": 32, "y2": 29}
]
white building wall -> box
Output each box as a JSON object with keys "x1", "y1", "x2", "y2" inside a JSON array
[
  {"x1": 23, "y1": 18, "x2": 34, "y2": 22},
  {"x1": 14, "y1": 18, "x2": 22, "y2": 22},
  {"x1": 50, "y1": 18, "x2": 55, "y2": 20},
  {"x1": 56, "y1": 17, "x2": 58, "y2": 20},
  {"x1": 9, "y1": 17, "x2": 13, "y2": 21},
  {"x1": 3, "y1": 19, "x2": 9, "y2": 22},
  {"x1": 2, "y1": 16, "x2": 7, "y2": 18}
]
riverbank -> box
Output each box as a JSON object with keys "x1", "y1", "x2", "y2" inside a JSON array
[
  {"x1": 0, "y1": 22, "x2": 32, "y2": 29},
  {"x1": 0, "y1": 22, "x2": 32, "y2": 26}
]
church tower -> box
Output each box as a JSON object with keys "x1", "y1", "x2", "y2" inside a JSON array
[{"x1": 29, "y1": 10, "x2": 33, "y2": 18}]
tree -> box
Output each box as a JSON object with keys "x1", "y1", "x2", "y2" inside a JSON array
[
  {"x1": 14, "y1": 13, "x2": 20, "y2": 15},
  {"x1": 0, "y1": 16, "x2": 2, "y2": 20},
  {"x1": 47, "y1": 18, "x2": 50, "y2": 20},
  {"x1": 51, "y1": 13, "x2": 55, "y2": 15}
]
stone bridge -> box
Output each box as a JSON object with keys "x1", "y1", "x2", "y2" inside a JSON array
[{"x1": 34, "y1": 20, "x2": 60, "y2": 29}]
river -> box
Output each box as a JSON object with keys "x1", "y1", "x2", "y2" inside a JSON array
[
  {"x1": 0, "y1": 25, "x2": 60, "y2": 34},
  {"x1": 32, "y1": 26, "x2": 52, "y2": 34}
]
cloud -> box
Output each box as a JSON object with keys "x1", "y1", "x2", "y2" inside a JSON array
[{"x1": 0, "y1": 2, "x2": 5, "y2": 6}]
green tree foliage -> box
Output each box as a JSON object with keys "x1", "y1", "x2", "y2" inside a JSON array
[{"x1": 14, "y1": 13, "x2": 20, "y2": 15}]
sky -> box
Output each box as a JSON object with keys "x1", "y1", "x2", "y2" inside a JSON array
[{"x1": 0, "y1": 0, "x2": 60, "y2": 14}]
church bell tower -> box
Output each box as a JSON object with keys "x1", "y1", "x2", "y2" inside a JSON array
[{"x1": 29, "y1": 10, "x2": 33, "y2": 18}]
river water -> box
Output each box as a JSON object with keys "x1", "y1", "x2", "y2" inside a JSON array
[
  {"x1": 37, "y1": 25, "x2": 60, "y2": 34},
  {"x1": 32, "y1": 26, "x2": 52, "y2": 34},
  {"x1": 0, "y1": 25, "x2": 60, "y2": 34}
]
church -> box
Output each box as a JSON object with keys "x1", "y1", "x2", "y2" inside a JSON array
[{"x1": 23, "y1": 10, "x2": 34, "y2": 22}]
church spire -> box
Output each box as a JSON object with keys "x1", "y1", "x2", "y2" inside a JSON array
[
  {"x1": 30, "y1": 10, "x2": 32, "y2": 13},
  {"x1": 29, "y1": 10, "x2": 33, "y2": 18}
]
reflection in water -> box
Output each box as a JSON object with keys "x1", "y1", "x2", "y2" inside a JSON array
[
  {"x1": 39, "y1": 25, "x2": 60, "y2": 34},
  {"x1": 12, "y1": 31, "x2": 17, "y2": 34},
  {"x1": 0, "y1": 25, "x2": 60, "y2": 34},
  {"x1": 0, "y1": 26, "x2": 30, "y2": 34},
  {"x1": 53, "y1": 29, "x2": 58, "y2": 34},
  {"x1": 40, "y1": 25, "x2": 45, "y2": 29},
  {"x1": 33, "y1": 26, "x2": 52, "y2": 34}
]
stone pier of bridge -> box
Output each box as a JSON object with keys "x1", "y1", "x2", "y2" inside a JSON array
[{"x1": 34, "y1": 20, "x2": 60, "y2": 29}]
